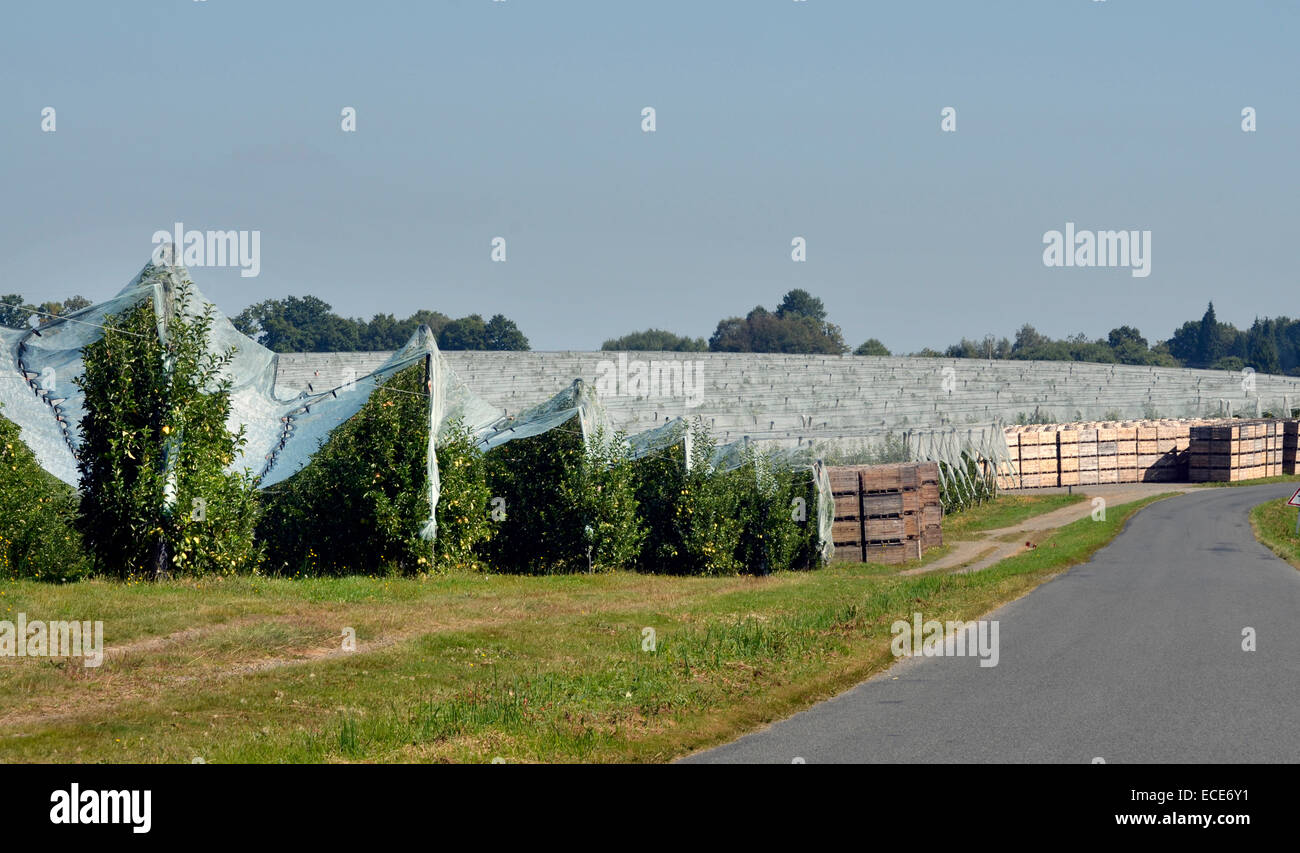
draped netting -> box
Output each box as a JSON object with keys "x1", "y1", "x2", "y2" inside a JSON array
[{"x1": 0, "y1": 259, "x2": 504, "y2": 542}]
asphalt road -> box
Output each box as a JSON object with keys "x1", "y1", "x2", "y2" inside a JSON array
[{"x1": 686, "y1": 483, "x2": 1300, "y2": 763}]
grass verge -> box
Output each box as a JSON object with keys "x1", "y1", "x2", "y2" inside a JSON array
[
  {"x1": 1249, "y1": 498, "x2": 1300, "y2": 570},
  {"x1": 943, "y1": 493, "x2": 1084, "y2": 538},
  {"x1": 0, "y1": 493, "x2": 1162, "y2": 764}
]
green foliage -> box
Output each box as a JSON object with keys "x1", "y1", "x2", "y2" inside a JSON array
[
  {"x1": 709, "y1": 291, "x2": 848, "y2": 355},
  {"x1": 259, "y1": 364, "x2": 488, "y2": 575},
  {"x1": 361, "y1": 311, "x2": 452, "y2": 350},
  {"x1": 802, "y1": 433, "x2": 910, "y2": 466},
  {"x1": 232, "y1": 297, "x2": 529, "y2": 354},
  {"x1": 0, "y1": 293, "x2": 94, "y2": 329},
  {"x1": 854, "y1": 338, "x2": 891, "y2": 356},
  {"x1": 943, "y1": 306, "x2": 1300, "y2": 375},
  {"x1": 35, "y1": 296, "x2": 92, "y2": 325},
  {"x1": 438, "y1": 314, "x2": 487, "y2": 350},
  {"x1": 732, "y1": 448, "x2": 819, "y2": 575},
  {"x1": 484, "y1": 314, "x2": 530, "y2": 351},
  {"x1": 431, "y1": 423, "x2": 493, "y2": 571},
  {"x1": 1198, "y1": 302, "x2": 1224, "y2": 367},
  {"x1": 74, "y1": 275, "x2": 261, "y2": 578},
  {"x1": 630, "y1": 422, "x2": 744, "y2": 575},
  {"x1": 0, "y1": 294, "x2": 32, "y2": 329},
  {"x1": 775, "y1": 289, "x2": 827, "y2": 322},
  {"x1": 175, "y1": 289, "x2": 1300, "y2": 374},
  {"x1": 602, "y1": 329, "x2": 708, "y2": 352},
  {"x1": 1212, "y1": 356, "x2": 1245, "y2": 372},
  {"x1": 0, "y1": 408, "x2": 89, "y2": 581},
  {"x1": 233, "y1": 295, "x2": 362, "y2": 352},
  {"x1": 945, "y1": 335, "x2": 1012, "y2": 360},
  {"x1": 1247, "y1": 323, "x2": 1281, "y2": 375},
  {"x1": 481, "y1": 424, "x2": 644, "y2": 574},
  {"x1": 938, "y1": 450, "x2": 996, "y2": 515},
  {"x1": 1014, "y1": 409, "x2": 1058, "y2": 425},
  {"x1": 1249, "y1": 498, "x2": 1300, "y2": 570},
  {"x1": 1107, "y1": 325, "x2": 1149, "y2": 364}
]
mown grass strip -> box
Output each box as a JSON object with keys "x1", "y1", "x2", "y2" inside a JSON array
[
  {"x1": 942, "y1": 493, "x2": 1084, "y2": 538},
  {"x1": 0, "y1": 493, "x2": 1169, "y2": 764},
  {"x1": 1249, "y1": 497, "x2": 1300, "y2": 570}
]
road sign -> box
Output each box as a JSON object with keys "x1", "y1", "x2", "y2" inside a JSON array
[{"x1": 1288, "y1": 487, "x2": 1300, "y2": 508}]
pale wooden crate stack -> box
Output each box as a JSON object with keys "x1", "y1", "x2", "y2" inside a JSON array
[
  {"x1": 998, "y1": 418, "x2": 1273, "y2": 488},
  {"x1": 829, "y1": 462, "x2": 942, "y2": 564},
  {"x1": 1188, "y1": 419, "x2": 1285, "y2": 482}
]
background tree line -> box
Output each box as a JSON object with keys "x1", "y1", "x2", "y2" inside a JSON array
[
  {"x1": 0, "y1": 294, "x2": 92, "y2": 328},
  {"x1": 1, "y1": 291, "x2": 530, "y2": 352},
  {"x1": 603, "y1": 289, "x2": 852, "y2": 355},
  {"x1": 934, "y1": 303, "x2": 1300, "y2": 374},
  {"x1": 8, "y1": 289, "x2": 1300, "y2": 375},
  {"x1": 230, "y1": 297, "x2": 531, "y2": 352},
  {"x1": 606, "y1": 296, "x2": 1300, "y2": 376}
]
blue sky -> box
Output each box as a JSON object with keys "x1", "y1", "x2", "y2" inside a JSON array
[{"x1": 1, "y1": 1, "x2": 1295, "y2": 352}]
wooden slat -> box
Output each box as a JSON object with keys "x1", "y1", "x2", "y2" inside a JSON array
[
  {"x1": 833, "y1": 494, "x2": 860, "y2": 517},
  {"x1": 832, "y1": 519, "x2": 862, "y2": 543}
]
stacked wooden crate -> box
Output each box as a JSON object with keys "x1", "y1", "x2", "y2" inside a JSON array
[
  {"x1": 1107, "y1": 423, "x2": 1128, "y2": 483},
  {"x1": 1003, "y1": 418, "x2": 1227, "y2": 488},
  {"x1": 1154, "y1": 422, "x2": 1190, "y2": 481},
  {"x1": 1077, "y1": 427, "x2": 1099, "y2": 486},
  {"x1": 998, "y1": 430, "x2": 1021, "y2": 490},
  {"x1": 1039, "y1": 426, "x2": 1060, "y2": 487},
  {"x1": 1057, "y1": 427, "x2": 1078, "y2": 486},
  {"x1": 1265, "y1": 421, "x2": 1284, "y2": 476},
  {"x1": 1133, "y1": 422, "x2": 1183, "y2": 482},
  {"x1": 1261, "y1": 420, "x2": 1283, "y2": 477},
  {"x1": 1136, "y1": 423, "x2": 1160, "y2": 481},
  {"x1": 1006, "y1": 424, "x2": 1068, "y2": 487},
  {"x1": 829, "y1": 467, "x2": 865, "y2": 561},
  {"x1": 827, "y1": 462, "x2": 942, "y2": 564},
  {"x1": 1173, "y1": 422, "x2": 1193, "y2": 479},
  {"x1": 1189, "y1": 419, "x2": 1284, "y2": 482},
  {"x1": 1017, "y1": 429, "x2": 1042, "y2": 488},
  {"x1": 1097, "y1": 424, "x2": 1119, "y2": 483},
  {"x1": 1189, "y1": 422, "x2": 1233, "y2": 482},
  {"x1": 1284, "y1": 420, "x2": 1299, "y2": 475}
]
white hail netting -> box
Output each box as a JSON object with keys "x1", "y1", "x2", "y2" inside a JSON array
[
  {"x1": 775, "y1": 425, "x2": 1012, "y2": 504},
  {"x1": 624, "y1": 416, "x2": 835, "y2": 565},
  {"x1": 477, "y1": 378, "x2": 612, "y2": 453},
  {"x1": 0, "y1": 263, "x2": 187, "y2": 487},
  {"x1": 0, "y1": 260, "x2": 506, "y2": 541},
  {"x1": 710, "y1": 435, "x2": 835, "y2": 564},
  {"x1": 3, "y1": 258, "x2": 874, "y2": 560},
  {"x1": 900, "y1": 424, "x2": 1013, "y2": 502}
]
